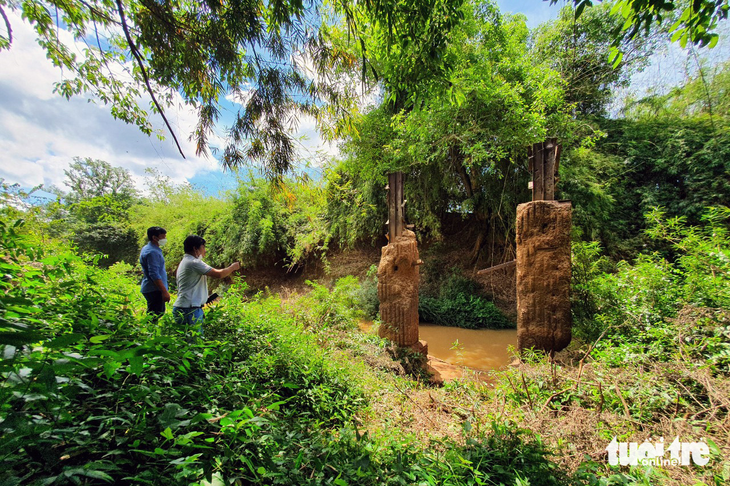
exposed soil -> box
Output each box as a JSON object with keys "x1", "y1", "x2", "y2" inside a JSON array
[{"x1": 236, "y1": 245, "x2": 381, "y2": 296}]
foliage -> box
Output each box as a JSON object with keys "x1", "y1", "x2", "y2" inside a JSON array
[
  {"x1": 128, "y1": 176, "x2": 230, "y2": 275},
  {"x1": 324, "y1": 0, "x2": 466, "y2": 114},
  {"x1": 59, "y1": 157, "x2": 139, "y2": 204},
  {"x1": 0, "y1": 218, "x2": 583, "y2": 486},
  {"x1": 419, "y1": 294, "x2": 512, "y2": 330},
  {"x1": 295, "y1": 276, "x2": 365, "y2": 330},
  {"x1": 562, "y1": 0, "x2": 728, "y2": 50},
  {"x1": 324, "y1": 145, "x2": 388, "y2": 248},
  {"x1": 0, "y1": 179, "x2": 45, "y2": 215},
  {"x1": 531, "y1": 3, "x2": 655, "y2": 116},
  {"x1": 0, "y1": 0, "x2": 465, "y2": 175},
  {"x1": 646, "y1": 206, "x2": 730, "y2": 309},
  {"x1": 572, "y1": 206, "x2": 730, "y2": 361},
  {"x1": 622, "y1": 59, "x2": 730, "y2": 120},
  {"x1": 0, "y1": 219, "x2": 365, "y2": 484},
  {"x1": 335, "y1": 1, "x2": 569, "y2": 260},
  {"x1": 202, "y1": 177, "x2": 331, "y2": 271},
  {"x1": 558, "y1": 147, "x2": 620, "y2": 241},
  {"x1": 568, "y1": 116, "x2": 730, "y2": 256},
  {"x1": 71, "y1": 220, "x2": 141, "y2": 266},
  {"x1": 571, "y1": 240, "x2": 614, "y2": 340},
  {"x1": 38, "y1": 159, "x2": 141, "y2": 266},
  {"x1": 419, "y1": 272, "x2": 512, "y2": 329},
  {"x1": 353, "y1": 265, "x2": 380, "y2": 320}
]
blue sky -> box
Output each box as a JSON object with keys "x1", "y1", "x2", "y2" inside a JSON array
[{"x1": 2, "y1": 1, "x2": 727, "y2": 199}]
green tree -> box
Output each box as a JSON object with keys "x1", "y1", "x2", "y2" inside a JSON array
[
  {"x1": 333, "y1": 2, "x2": 569, "y2": 262},
  {"x1": 622, "y1": 59, "x2": 730, "y2": 121},
  {"x1": 566, "y1": 117, "x2": 730, "y2": 257},
  {"x1": 531, "y1": 3, "x2": 655, "y2": 116},
  {"x1": 46, "y1": 159, "x2": 140, "y2": 266},
  {"x1": 0, "y1": 0, "x2": 464, "y2": 176},
  {"x1": 62, "y1": 157, "x2": 139, "y2": 203}
]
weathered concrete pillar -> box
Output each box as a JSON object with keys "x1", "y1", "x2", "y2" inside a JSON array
[
  {"x1": 516, "y1": 200, "x2": 572, "y2": 353},
  {"x1": 377, "y1": 229, "x2": 420, "y2": 347}
]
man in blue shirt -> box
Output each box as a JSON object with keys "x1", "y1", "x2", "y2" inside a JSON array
[{"x1": 140, "y1": 226, "x2": 170, "y2": 322}]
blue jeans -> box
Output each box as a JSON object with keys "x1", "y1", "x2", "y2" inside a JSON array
[{"x1": 173, "y1": 307, "x2": 204, "y2": 335}]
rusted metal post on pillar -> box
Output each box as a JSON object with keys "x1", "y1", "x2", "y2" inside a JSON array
[
  {"x1": 377, "y1": 172, "x2": 426, "y2": 355},
  {"x1": 387, "y1": 172, "x2": 404, "y2": 241},
  {"x1": 528, "y1": 139, "x2": 561, "y2": 202},
  {"x1": 518, "y1": 141, "x2": 571, "y2": 354}
]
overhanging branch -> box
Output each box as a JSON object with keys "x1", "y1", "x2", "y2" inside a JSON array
[
  {"x1": 0, "y1": 5, "x2": 13, "y2": 47},
  {"x1": 114, "y1": 0, "x2": 186, "y2": 159}
]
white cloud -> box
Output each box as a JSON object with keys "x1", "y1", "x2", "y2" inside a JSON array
[
  {"x1": 291, "y1": 113, "x2": 340, "y2": 168},
  {"x1": 0, "y1": 12, "x2": 248, "y2": 193}
]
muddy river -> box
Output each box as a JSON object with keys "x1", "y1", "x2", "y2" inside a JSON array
[
  {"x1": 419, "y1": 324, "x2": 517, "y2": 370},
  {"x1": 360, "y1": 321, "x2": 517, "y2": 370}
]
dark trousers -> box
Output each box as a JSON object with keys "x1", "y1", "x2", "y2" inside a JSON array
[{"x1": 142, "y1": 290, "x2": 166, "y2": 323}]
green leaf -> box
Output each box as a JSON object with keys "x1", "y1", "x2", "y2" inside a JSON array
[
  {"x1": 128, "y1": 355, "x2": 143, "y2": 375},
  {"x1": 89, "y1": 335, "x2": 111, "y2": 343},
  {"x1": 161, "y1": 427, "x2": 174, "y2": 440},
  {"x1": 609, "y1": 49, "x2": 623, "y2": 69},
  {"x1": 79, "y1": 470, "x2": 114, "y2": 482},
  {"x1": 103, "y1": 360, "x2": 121, "y2": 377},
  {"x1": 46, "y1": 333, "x2": 84, "y2": 349},
  {"x1": 0, "y1": 330, "x2": 44, "y2": 346},
  {"x1": 266, "y1": 400, "x2": 287, "y2": 411}
]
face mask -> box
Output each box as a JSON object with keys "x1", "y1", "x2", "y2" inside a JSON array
[{"x1": 158, "y1": 238, "x2": 168, "y2": 247}]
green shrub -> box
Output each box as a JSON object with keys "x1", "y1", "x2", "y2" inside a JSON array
[
  {"x1": 417, "y1": 270, "x2": 512, "y2": 329},
  {"x1": 571, "y1": 206, "x2": 730, "y2": 371},
  {"x1": 419, "y1": 294, "x2": 512, "y2": 329},
  {"x1": 439, "y1": 272, "x2": 482, "y2": 300},
  {"x1": 353, "y1": 265, "x2": 380, "y2": 319},
  {"x1": 0, "y1": 220, "x2": 365, "y2": 485}
]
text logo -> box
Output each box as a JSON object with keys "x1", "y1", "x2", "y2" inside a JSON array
[{"x1": 606, "y1": 437, "x2": 710, "y2": 466}]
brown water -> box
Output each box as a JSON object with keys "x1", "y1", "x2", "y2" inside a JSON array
[
  {"x1": 359, "y1": 321, "x2": 517, "y2": 370},
  {"x1": 419, "y1": 324, "x2": 517, "y2": 370}
]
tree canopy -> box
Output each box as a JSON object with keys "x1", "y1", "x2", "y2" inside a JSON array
[
  {"x1": 562, "y1": 0, "x2": 729, "y2": 53},
  {"x1": 0, "y1": 0, "x2": 463, "y2": 176},
  {"x1": 330, "y1": 1, "x2": 571, "y2": 262},
  {"x1": 62, "y1": 157, "x2": 138, "y2": 203},
  {"x1": 531, "y1": 3, "x2": 656, "y2": 116}
]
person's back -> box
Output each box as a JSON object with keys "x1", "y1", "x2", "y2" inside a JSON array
[{"x1": 140, "y1": 226, "x2": 170, "y2": 322}]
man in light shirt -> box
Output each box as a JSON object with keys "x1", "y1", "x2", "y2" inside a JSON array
[{"x1": 173, "y1": 235, "x2": 240, "y2": 333}]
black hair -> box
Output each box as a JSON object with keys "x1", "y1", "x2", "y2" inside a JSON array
[
  {"x1": 147, "y1": 226, "x2": 166, "y2": 241},
  {"x1": 183, "y1": 235, "x2": 206, "y2": 254}
]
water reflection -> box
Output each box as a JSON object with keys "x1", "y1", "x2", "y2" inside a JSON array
[
  {"x1": 419, "y1": 324, "x2": 517, "y2": 370},
  {"x1": 359, "y1": 320, "x2": 517, "y2": 370}
]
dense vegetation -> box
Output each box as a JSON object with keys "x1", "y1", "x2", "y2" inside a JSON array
[
  {"x1": 2, "y1": 0, "x2": 730, "y2": 484},
  {"x1": 0, "y1": 221, "x2": 569, "y2": 485}
]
